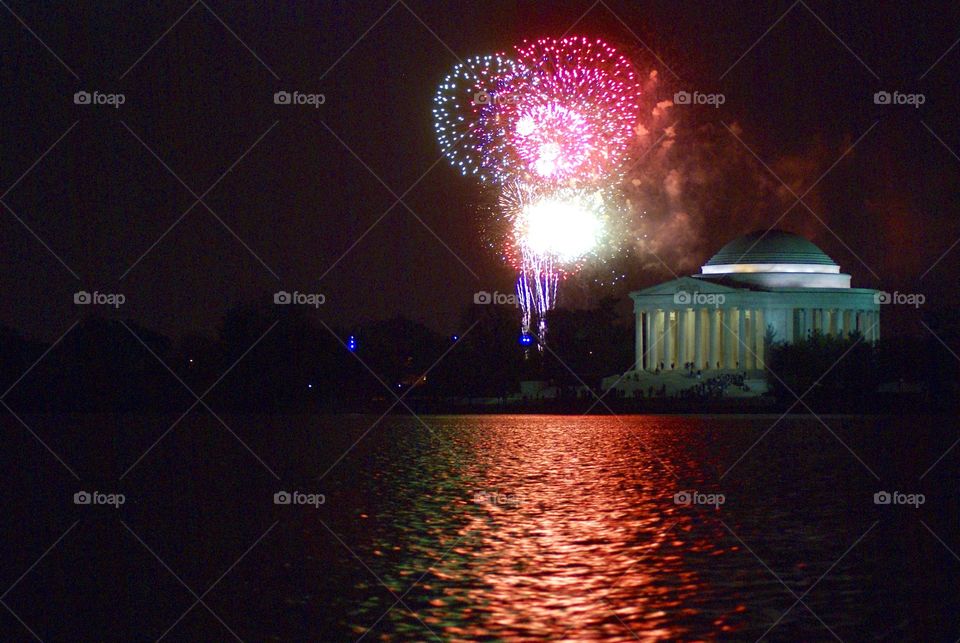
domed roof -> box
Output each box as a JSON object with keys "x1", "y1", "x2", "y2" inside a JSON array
[{"x1": 705, "y1": 230, "x2": 838, "y2": 267}]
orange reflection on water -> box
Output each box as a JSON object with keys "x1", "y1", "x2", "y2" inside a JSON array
[{"x1": 351, "y1": 415, "x2": 748, "y2": 640}]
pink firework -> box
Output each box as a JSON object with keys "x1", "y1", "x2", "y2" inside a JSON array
[{"x1": 499, "y1": 37, "x2": 642, "y2": 184}]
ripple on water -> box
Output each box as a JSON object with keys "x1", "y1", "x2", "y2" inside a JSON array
[{"x1": 283, "y1": 414, "x2": 956, "y2": 641}]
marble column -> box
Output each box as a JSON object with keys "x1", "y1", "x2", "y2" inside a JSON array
[
  {"x1": 724, "y1": 309, "x2": 735, "y2": 369},
  {"x1": 755, "y1": 309, "x2": 765, "y2": 369},
  {"x1": 708, "y1": 308, "x2": 718, "y2": 370},
  {"x1": 678, "y1": 308, "x2": 688, "y2": 368},
  {"x1": 868, "y1": 311, "x2": 879, "y2": 342},
  {"x1": 694, "y1": 308, "x2": 703, "y2": 370},
  {"x1": 653, "y1": 310, "x2": 667, "y2": 370},
  {"x1": 750, "y1": 308, "x2": 763, "y2": 368},
  {"x1": 635, "y1": 310, "x2": 643, "y2": 370},
  {"x1": 742, "y1": 310, "x2": 752, "y2": 370},
  {"x1": 643, "y1": 310, "x2": 651, "y2": 369},
  {"x1": 665, "y1": 309, "x2": 676, "y2": 369},
  {"x1": 645, "y1": 309, "x2": 656, "y2": 370},
  {"x1": 785, "y1": 308, "x2": 795, "y2": 343},
  {"x1": 729, "y1": 308, "x2": 739, "y2": 369},
  {"x1": 737, "y1": 307, "x2": 746, "y2": 369},
  {"x1": 804, "y1": 308, "x2": 814, "y2": 338},
  {"x1": 720, "y1": 308, "x2": 728, "y2": 367}
]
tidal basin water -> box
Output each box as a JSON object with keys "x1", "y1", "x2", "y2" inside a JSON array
[
  {"x1": 269, "y1": 414, "x2": 957, "y2": 640},
  {"x1": 5, "y1": 414, "x2": 959, "y2": 640}
]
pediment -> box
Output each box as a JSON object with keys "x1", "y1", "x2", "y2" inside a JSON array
[{"x1": 630, "y1": 276, "x2": 741, "y2": 297}]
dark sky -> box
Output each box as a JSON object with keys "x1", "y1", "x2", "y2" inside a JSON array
[{"x1": 2, "y1": 1, "x2": 958, "y2": 341}]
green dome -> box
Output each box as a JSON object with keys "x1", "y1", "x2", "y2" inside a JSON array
[{"x1": 705, "y1": 230, "x2": 838, "y2": 267}]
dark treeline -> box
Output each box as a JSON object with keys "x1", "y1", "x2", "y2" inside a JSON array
[
  {"x1": 3, "y1": 303, "x2": 956, "y2": 413},
  {"x1": 764, "y1": 308, "x2": 960, "y2": 412},
  {"x1": 0, "y1": 298, "x2": 633, "y2": 413}
]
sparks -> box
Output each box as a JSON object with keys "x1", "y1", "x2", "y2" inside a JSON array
[{"x1": 432, "y1": 36, "x2": 644, "y2": 342}]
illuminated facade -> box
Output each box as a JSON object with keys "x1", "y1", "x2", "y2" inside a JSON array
[{"x1": 630, "y1": 230, "x2": 880, "y2": 372}]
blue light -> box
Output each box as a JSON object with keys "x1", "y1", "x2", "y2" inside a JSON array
[
  {"x1": 519, "y1": 333, "x2": 534, "y2": 346},
  {"x1": 347, "y1": 335, "x2": 357, "y2": 352},
  {"x1": 451, "y1": 334, "x2": 459, "y2": 342}
]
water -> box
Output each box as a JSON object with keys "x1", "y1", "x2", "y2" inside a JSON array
[{"x1": 3, "y1": 414, "x2": 958, "y2": 641}]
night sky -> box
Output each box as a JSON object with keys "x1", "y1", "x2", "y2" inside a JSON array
[{"x1": 2, "y1": 1, "x2": 959, "y2": 342}]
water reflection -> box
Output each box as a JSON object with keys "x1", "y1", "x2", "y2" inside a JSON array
[
  {"x1": 285, "y1": 413, "x2": 956, "y2": 641},
  {"x1": 334, "y1": 416, "x2": 752, "y2": 640}
]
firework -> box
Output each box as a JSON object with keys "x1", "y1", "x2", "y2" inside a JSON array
[
  {"x1": 432, "y1": 37, "x2": 646, "y2": 344},
  {"x1": 499, "y1": 183, "x2": 622, "y2": 341},
  {"x1": 499, "y1": 37, "x2": 642, "y2": 185},
  {"x1": 432, "y1": 54, "x2": 519, "y2": 183},
  {"x1": 500, "y1": 182, "x2": 628, "y2": 267}
]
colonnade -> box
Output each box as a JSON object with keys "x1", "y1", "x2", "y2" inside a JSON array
[{"x1": 635, "y1": 306, "x2": 880, "y2": 372}]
